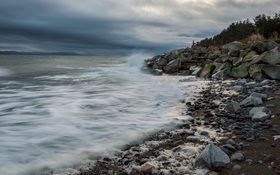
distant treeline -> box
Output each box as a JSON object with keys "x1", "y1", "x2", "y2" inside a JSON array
[{"x1": 197, "y1": 13, "x2": 280, "y2": 47}]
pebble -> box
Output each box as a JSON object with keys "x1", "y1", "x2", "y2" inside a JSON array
[
  {"x1": 186, "y1": 136, "x2": 202, "y2": 143},
  {"x1": 208, "y1": 171, "x2": 218, "y2": 175},
  {"x1": 141, "y1": 162, "x2": 155, "y2": 174},
  {"x1": 232, "y1": 164, "x2": 242, "y2": 172},
  {"x1": 246, "y1": 137, "x2": 255, "y2": 142},
  {"x1": 245, "y1": 159, "x2": 253, "y2": 165},
  {"x1": 264, "y1": 154, "x2": 275, "y2": 162},
  {"x1": 231, "y1": 152, "x2": 245, "y2": 161},
  {"x1": 200, "y1": 131, "x2": 209, "y2": 136}
]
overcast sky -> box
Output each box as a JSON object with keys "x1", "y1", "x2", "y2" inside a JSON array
[{"x1": 0, "y1": 0, "x2": 279, "y2": 55}]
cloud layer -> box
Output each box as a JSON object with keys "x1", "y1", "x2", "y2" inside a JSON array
[{"x1": 0, "y1": 0, "x2": 279, "y2": 54}]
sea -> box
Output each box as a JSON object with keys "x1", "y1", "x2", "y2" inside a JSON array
[{"x1": 0, "y1": 54, "x2": 203, "y2": 175}]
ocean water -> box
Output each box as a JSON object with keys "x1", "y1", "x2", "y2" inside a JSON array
[{"x1": 0, "y1": 54, "x2": 204, "y2": 175}]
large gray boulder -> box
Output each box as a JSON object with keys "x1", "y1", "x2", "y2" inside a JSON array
[
  {"x1": 190, "y1": 66, "x2": 203, "y2": 76},
  {"x1": 179, "y1": 55, "x2": 193, "y2": 63},
  {"x1": 200, "y1": 63, "x2": 216, "y2": 78},
  {"x1": 208, "y1": 50, "x2": 221, "y2": 60},
  {"x1": 252, "y1": 41, "x2": 267, "y2": 54},
  {"x1": 222, "y1": 41, "x2": 243, "y2": 55},
  {"x1": 195, "y1": 143, "x2": 230, "y2": 170},
  {"x1": 156, "y1": 56, "x2": 168, "y2": 66},
  {"x1": 192, "y1": 46, "x2": 208, "y2": 54},
  {"x1": 243, "y1": 51, "x2": 259, "y2": 63},
  {"x1": 262, "y1": 65, "x2": 280, "y2": 80},
  {"x1": 260, "y1": 47, "x2": 280, "y2": 65},
  {"x1": 229, "y1": 50, "x2": 240, "y2": 57},
  {"x1": 252, "y1": 41, "x2": 279, "y2": 54},
  {"x1": 231, "y1": 64, "x2": 249, "y2": 78},
  {"x1": 164, "y1": 59, "x2": 181, "y2": 73},
  {"x1": 241, "y1": 95, "x2": 263, "y2": 107},
  {"x1": 249, "y1": 107, "x2": 271, "y2": 121},
  {"x1": 212, "y1": 63, "x2": 232, "y2": 80},
  {"x1": 265, "y1": 40, "x2": 279, "y2": 50},
  {"x1": 166, "y1": 49, "x2": 185, "y2": 62},
  {"x1": 249, "y1": 64, "x2": 265, "y2": 80},
  {"x1": 231, "y1": 57, "x2": 243, "y2": 66},
  {"x1": 250, "y1": 92, "x2": 267, "y2": 100}
]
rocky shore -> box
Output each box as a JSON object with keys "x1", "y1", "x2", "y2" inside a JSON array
[
  {"x1": 66, "y1": 40, "x2": 280, "y2": 175},
  {"x1": 69, "y1": 77, "x2": 279, "y2": 175}
]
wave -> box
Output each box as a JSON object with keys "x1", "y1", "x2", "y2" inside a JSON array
[
  {"x1": 124, "y1": 52, "x2": 152, "y2": 67},
  {"x1": 0, "y1": 67, "x2": 12, "y2": 77}
]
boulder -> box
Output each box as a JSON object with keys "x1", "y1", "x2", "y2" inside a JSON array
[
  {"x1": 252, "y1": 41, "x2": 267, "y2": 54},
  {"x1": 192, "y1": 46, "x2": 208, "y2": 55},
  {"x1": 229, "y1": 50, "x2": 240, "y2": 57},
  {"x1": 249, "y1": 107, "x2": 271, "y2": 121},
  {"x1": 262, "y1": 65, "x2": 280, "y2": 80},
  {"x1": 166, "y1": 49, "x2": 185, "y2": 62},
  {"x1": 259, "y1": 47, "x2": 280, "y2": 65},
  {"x1": 250, "y1": 92, "x2": 267, "y2": 100},
  {"x1": 179, "y1": 55, "x2": 193, "y2": 64},
  {"x1": 249, "y1": 64, "x2": 265, "y2": 80},
  {"x1": 200, "y1": 64, "x2": 216, "y2": 78},
  {"x1": 190, "y1": 66, "x2": 203, "y2": 76},
  {"x1": 153, "y1": 69, "x2": 163, "y2": 75},
  {"x1": 208, "y1": 51, "x2": 221, "y2": 60},
  {"x1": 252, "y1": 41, "x2": 279, "y2": 54},
  {"x1": 145, "y1": 59, "x2": 155, "y2": 68},
  {"x1": 265, "y1": 40, "x2": 279, "y2": 50},
  {"x1": 225, "y1": 101, "x2": 241, "y2": 113},
  {"x1": 222, "y1": 41, "x2": 243, "y2": 54},
  {"x1": 243, "y1": 51, "x2": 259, "y2": 62},
  {"x1": 241, "y1": 95, "x2": 263, "y2": 107},
  {"x1": 212, "y1": 63, "x2": 231, "y2": 80},
  {"x1": 214, "y1": 55, "x2": 229, "y2": 63},
  {"x1": 231, "y1": 64, "x2": 249, "y2": 78},
  {"x1": 231, "y1": 57, "x2": 243, "y2": 66},
  {"x1": 156, "y1": 56, "x2": 168, "y2": 66},
  {"x1": 195, "y1": 143, "x2": 230, "y2": 170},
  {"x1": 164, "y1": 59, "x2": 181, "y2": 73},
  {"x1": 152, "y1": 63, "x2": 161, "y2": 70}
]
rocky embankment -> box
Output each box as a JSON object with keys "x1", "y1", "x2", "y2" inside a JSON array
[{"x1": 145, "y1": 41, "x2": 280, "y2": 80}]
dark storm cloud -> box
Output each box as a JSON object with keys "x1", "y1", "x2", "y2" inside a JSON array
[{"x1": 0, "y1": 0, "x2": 279, "y2": 54}]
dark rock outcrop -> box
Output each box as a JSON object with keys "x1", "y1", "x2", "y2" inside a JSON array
[{"x1": 145, "y1": 40, "x2": 280, "y2": 81}]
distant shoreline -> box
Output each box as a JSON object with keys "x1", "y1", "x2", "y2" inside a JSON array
[{"x1": 0, "y1": 51, "x2": 82, "y2": 56}]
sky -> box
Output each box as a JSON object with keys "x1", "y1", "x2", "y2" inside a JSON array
[{"x1": 0, "y1": 0, "x2": 279, "y2": 55}]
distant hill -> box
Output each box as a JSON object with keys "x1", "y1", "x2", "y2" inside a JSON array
[{"x1": 198, "y1": 12, "x2": 280, "y2": 47}]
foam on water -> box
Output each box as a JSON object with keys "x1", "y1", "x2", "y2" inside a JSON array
[
  {"x1": 0, "y1": 67, "x2": 13, "y2": 77},
  {"x1": 0, "y1": 54, "x2": 205, "y2": 175}
]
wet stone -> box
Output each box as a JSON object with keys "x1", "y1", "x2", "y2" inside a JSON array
[{"x1": 231, "y1": 152, "x2": 245, "y2": 161}]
